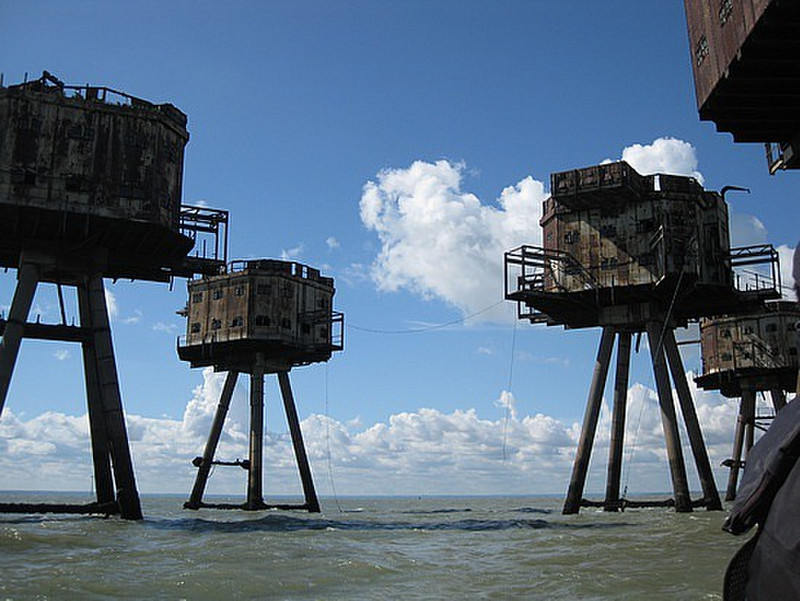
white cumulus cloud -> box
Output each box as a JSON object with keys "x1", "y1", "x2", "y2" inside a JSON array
[
  {"x1": 618, "y1": 137, "x2": 704, "y2": 183},
  {"x1": 360, "y1": 160, "x2": 545, "y2": 321}
]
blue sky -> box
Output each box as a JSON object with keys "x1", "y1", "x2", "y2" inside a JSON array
[{"x1": 0, "y1": 1, "x2": 796, "y2": 498}]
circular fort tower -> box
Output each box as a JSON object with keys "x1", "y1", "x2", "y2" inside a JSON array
[
  {"x1": 695, "y1": 301, "x2": 800, "y2": 500},
  {"x1": 0, "y1": 72, "x2": 214, "y2": 520},
  {"x1": 178, "y1": 259, "x2": 344, "y2": 512},
  {"x1": 505, "y1": 160, "x2": 781, "y2": 514}
]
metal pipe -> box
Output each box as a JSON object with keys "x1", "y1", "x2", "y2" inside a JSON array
[
  {"x1": 278, "y1": 371, "x2": 320, "y2": 513},
  {"x1": 604, "y1": 331, "x2": 631, "y2": 512},
  {"x1": 185, "y1": 371, "x2": 239, "y2": 509},
  {"x1": 563, "y1": 327, "x2": 615, "y2": 515},
  {"x1": 662, "y1": 329, "x2": 722, "y2": 510},
  {"x1": 646, "y1": 321, "x2": 692, "y2": 513}
]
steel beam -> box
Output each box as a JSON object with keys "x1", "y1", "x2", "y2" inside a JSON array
[
  {"x1": 725, "y1": 395, "x2": 749, "y2": 502},
  {"x1": 646, "y1": 322, "x2": 692, "y2": 513},
  {"x1": 604, "y1": 331, "x2": 631, "y2": 512},
  {"x1": 563, "y1": 327, "x2": 615, "y2": 515},
  {"x1": 185, "y1": 370, "x2": 239, "y2": 509},
  {"x1": 662, "y1": 329, "x2": 722, "y2": 511},
  {"x1": 0, "y1": 260, "x2": 40, "y2": 416},
  {"x1": 246, "y1": 367, "x2": 265, "y2": 510},
  {"x1": 278, "y1": 371, "x2": 320, "y2": 513}
]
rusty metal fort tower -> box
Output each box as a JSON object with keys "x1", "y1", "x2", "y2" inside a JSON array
[
  {"x1": 505, "y1": 161, "x2": 781, "y2": 514},
  {"x1": 695, "y1": 302, "x2": 800, "y2": 500},
  {"x1": 0, "y1": 72, "x2": 224, "y2": 519},
  {"x1": 178, "y1": 260, "x2": 343, "y2": 512}
]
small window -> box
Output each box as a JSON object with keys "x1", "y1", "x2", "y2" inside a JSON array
[
  {"x1": 213, "y1": 289, "x2": 224, "y2": 300},
  {"x1": 301, "y1": 323, "x2": 311, "y2": 334},
  {"x1": 719, "y1": 0, "x2": 733, "y2": 25},
  {"x1": 234, "y1": 286, "x2": 245, "y2": 297},
  {"x1": 192, "y1": 292, "x2": 203, "y2": 303},
  {"x1": 564, "y1": 231, "x2": 580, "y2": 245},
  {"x1": 255, "y1": 315, "x2": 271, "y2": 326},
  {"x1": 230, "y1": 316, "x2": 243, "y2": 327},
  {"x1": 721, "y1": 329, "x2": 731, "y2": 338},
  {"x1": 742, "y1": 326, "x2": 754, "y2": 335},
  {"x1": 211, "y1": 319, "x2": 221, "y2": 330},
  {"x1": 695, "y1": 35, "x2": 709, "y2": 66},
  {"x1": 190, "y1": 323, "x2": 201, "y2": 333},
  {"x1": 721, "y1": 352, "x2": 733, "y2": 362}
]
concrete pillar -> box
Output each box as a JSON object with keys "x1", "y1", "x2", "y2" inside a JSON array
[
  {"x1": 84, "y1": 275, "x2": 142, "y2": 520},
  {"x1": 0, "y1": 260, "x2": 40, "y2": 415},
  {"x1": 563, "y1": 327, "x2": 615, "y2": 515},
  {"x1": 246, "y1": 368, "x2": 265, "y2": 510},
  {"x1": 646, "y1": 322, "x2": 692, "y2": 513},
  {"x1": 278, "y1": 371, "x2": 320, "y2": 513},
  {"x1": 604, "y1": 331, "x2": 631, "y2": 512},
  {"x1": 662, "y1": 329, "x2": 722, "y2": 511},
  {"x1": 185, "y1": 370, "x2": 239, "y2": 509},
  {"x1": 725, "y1": 395, "x2": 748, "y2": 501},
  {"x1": 78, "y1": 285, "x2": 114, "y2": 505}
]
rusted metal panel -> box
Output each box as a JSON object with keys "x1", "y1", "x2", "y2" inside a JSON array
[
  {"x1": 180, "y1": 260, "x2": 343, "y2": 370},
  {"x1": 697, "y1": 301, "x2": 800, "y2": 389},
  {"x1": 0, "y1": 74, "x2": 188, "y2": 228},
  {"x1": 684, "y1": 0, "x2": 800, "y2": 156}
]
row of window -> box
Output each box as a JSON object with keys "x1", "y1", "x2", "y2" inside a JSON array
[
  {"x1": 718, "y1": 322, "x2": 795, "y2": 338},
  {"x1": 190, "y1": 318, "x2": 328, "y2": 338},
  {"x1": 191, "y1": 288, "x2": 331, "y2": 309}
]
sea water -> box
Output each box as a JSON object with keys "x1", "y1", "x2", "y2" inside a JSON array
[{"x1": 0, "y1": 493, "x2": 745, "y2": 600}]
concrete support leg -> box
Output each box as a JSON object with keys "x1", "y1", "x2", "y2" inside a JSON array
[
  {"x1": 84, "y1": 275, "x2": 142, "y2": 520},
  {"x1": 78, "y1": 286, "x2": 114, "y2": 505},
  {"x1": 246, "y1": 368, "x2": 265, "y2": 510},
  {"x1": 662, "y1": 329, "x2": 722, "y2": 511},
  {"x1": 743, "y1": 389, "x2": 756, "y2": 459},
  {"x1": 278, "y1": 371, "x2": 320, "y2": 513},
  {"x1": 185, "y1": 371, "x2": 239, "y2": 509},
  {"x1": 725, "y1": 395, "x2": 748, "y2": 502},
  {"x1": 563, "y1": 327, "x2": 615, "y2": 515},
  {"x1": 0, "y1": 261, "x2": 40, "y2": 416},
  {"x1": 646, "y1": 322, "x2": 691, "y2": 513},
  {"x1": 604, "y1": 331, "x2": 631, "y2": 512},
  {"x1": 769, "y1": 389, "x2": 786, "y2": 413}
]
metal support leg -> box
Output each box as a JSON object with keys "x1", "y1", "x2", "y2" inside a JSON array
[
  {"x1": 604, "y1": 331, "x2": 631, "y2": 512},
  {"x1": 770, "y1": 389, "x2": 786, "y2": 413},
  {"x1": 662, "y1": 329, "x2": 722, "y2": 511},
  {"x1": 725, "y1": 395, "x2": 748, "y2": 502},
  {"x1": 246, "y1": 368, "x2": 265, "y2": 510},
  {"x1": 84, "y1": 275, "x2": 142, "y2": 520},
  {"x1": 0, "y1": 261, "x2": 40, "y2": 416},
  {"x1": 78, "y1": 286, "x2": 114, "y2": 505},
  {"x1": 185, "y1": 371, "x2": 239, "y2": 509},
  {"x1": 563, "y1": 328, "x2": 615, "y2": 515},
  {"x1": 646, "y1": 322, "x2": 691, "y2": 513},
  {"x1": 278, "y1": 371, "x2": 320, "y2": 513}
]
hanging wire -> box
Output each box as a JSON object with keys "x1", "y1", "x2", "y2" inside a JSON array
[
  {"x1": 323, "y1": 363, "x2": 343, "y2": 513},
  {"x1": 621, "y1": 266, "x2": 687, "y2": 501},
  {"x1": 501, "y1": 314, "x2": 517, "y2": 461},
  {"x1": 346, "y1": 300, "x2": 505, "y2": 335}
]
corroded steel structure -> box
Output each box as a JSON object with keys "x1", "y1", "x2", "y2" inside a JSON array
[
  {"x1": 505, "y1": 161, "x2": 781, "y2": 514},
  {"x1": 695, "y1": 301, "x2": 799, "y2": 500},
  {"x1": 684, "y1": 0, "x2": 800, "y2": 172},
  {"x1": 0, "y1": 72, "x2": 225, "y2": 519},
  {"x1": 179, "y1": 259, "x2": 343, "y2": 512}
]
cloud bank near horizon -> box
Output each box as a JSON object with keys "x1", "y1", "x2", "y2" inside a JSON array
[{"x1": 1, "y1": 366, "x2": 785, "y2": 499}]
